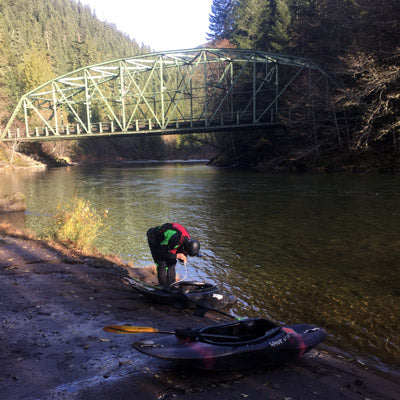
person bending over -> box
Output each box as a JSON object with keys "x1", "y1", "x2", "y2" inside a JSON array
[{"x1": 147, "y1": 223, "x2": 200, "y2": 287}]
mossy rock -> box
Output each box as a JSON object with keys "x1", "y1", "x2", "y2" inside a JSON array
[{"x1": 0, "y1": 192, "x2": 27, "y2": 213}]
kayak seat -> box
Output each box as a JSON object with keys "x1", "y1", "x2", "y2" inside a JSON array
[{"x1": 229, "y1": 326, "x2": 282, "y2": 342}]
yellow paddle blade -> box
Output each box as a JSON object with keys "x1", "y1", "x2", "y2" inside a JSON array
[{"x1": 103, "y1": 325, "x2": 160, "y2": 334}]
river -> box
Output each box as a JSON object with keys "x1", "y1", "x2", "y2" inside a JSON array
[{"x1": 1, "y1": 162, "x2": 400, "y2": 375}]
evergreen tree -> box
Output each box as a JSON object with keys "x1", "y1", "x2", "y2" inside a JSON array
[
  {"x1": 0, "y1": 29, "x2": 8, "y2": 87},
  {"x1": 208, "y1": 0, "x2": 236, "y2": 41},
  {"x1": 17, "y1": 46, "x2": 53, "y2": 94},
  {"x1": 269, "y1": 0, "x2": 291, "y2": 52},
  {"x1": 287, "y1": 0, "x2": 357, "y2": 64},
  {"x1": 231, "y1": 0, "x2": 272, "y2": 50}
]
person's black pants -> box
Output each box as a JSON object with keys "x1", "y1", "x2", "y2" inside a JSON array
[
  {"x1": 156, "y1": 261, "x2": 176, "y2": 288},
  {"x1": 147, "y1": 228, "x2": 176, "y2": 287}
]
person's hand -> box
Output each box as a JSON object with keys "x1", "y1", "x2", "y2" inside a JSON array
[{"x1": 177, "y1": 253, "x2": 187, "y2": 264}]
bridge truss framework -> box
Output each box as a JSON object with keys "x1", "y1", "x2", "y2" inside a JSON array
[{"x1": 1, "y1": 48, "x2": 336, "y2": 142}]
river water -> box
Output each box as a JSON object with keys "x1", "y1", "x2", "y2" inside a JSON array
[{"x1": 1, "y1": 162, "x2": 400, "y2": 374}]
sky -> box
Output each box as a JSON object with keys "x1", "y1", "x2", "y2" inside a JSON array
[{"x1": 79, "y1": 0, "x2": 214, "y2": 51}]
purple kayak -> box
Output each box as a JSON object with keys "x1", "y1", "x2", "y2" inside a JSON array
[{"x1": 132, "y1": 318, "x2": 326, "y2": 370}]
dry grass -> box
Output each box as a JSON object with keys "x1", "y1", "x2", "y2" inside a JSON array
[{"x1": 46, "y1": 197, "x2": 108, "y2": 252}]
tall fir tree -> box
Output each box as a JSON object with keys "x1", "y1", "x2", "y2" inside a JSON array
[
  {"x1": 231, "y1": 0, "x2": 272, "y2": 50},
  {"x1": 269, "y1": 0, "x2": 291, "y2": 52},
  {"x1": 208, "y1": 0, "x2": 236, "y2": 41},
  {"x1": 17, "y1": 46, "x2": 53, "y2": 93}
]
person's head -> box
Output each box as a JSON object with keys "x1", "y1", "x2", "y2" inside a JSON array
[{"x1": 182, "y1": 239, "x2": 200, "y2": 257}]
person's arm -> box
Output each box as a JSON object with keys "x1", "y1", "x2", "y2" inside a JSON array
[{"x1": 176, "y1": 252, "x2": 187, "y2": 264}]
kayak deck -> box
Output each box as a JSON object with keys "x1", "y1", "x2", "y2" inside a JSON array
[{"x1": 132, "y1": 318, "x2": 327, "y2": 371}]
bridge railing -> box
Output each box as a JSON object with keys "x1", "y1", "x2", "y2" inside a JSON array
[{"x1": 2, "y1": 110, "x2": 277, "y2": 141}]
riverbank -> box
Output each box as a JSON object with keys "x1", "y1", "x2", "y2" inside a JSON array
[
  {"x1": 2, "y1": 138, "x2": 400, "y2": 174},
  {"x1": 0, "y1": 143, "x2": 47, "y2": 170},
  {"x1": 0, "y1": 225, "x2": 399, "y2": 400},
  {"x1": 210, "y1": 141, "x2": 400, "y2": 173}
]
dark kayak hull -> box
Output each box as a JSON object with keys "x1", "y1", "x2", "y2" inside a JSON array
[
  {"x1": 131, "y1": 280, "x2": 236, "y2": 311},
  {"x1": 132, "y1": 318, "x2": 326, "y2": 371}
]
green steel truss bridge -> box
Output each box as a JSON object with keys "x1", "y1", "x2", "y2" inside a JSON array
[{"x1": 1, "y1": 48, "x2": 337, "y2": 143}]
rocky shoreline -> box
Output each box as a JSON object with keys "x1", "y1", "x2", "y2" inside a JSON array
[{"x1": 0, "y1": 226, "x2": 399, "y2": 399}]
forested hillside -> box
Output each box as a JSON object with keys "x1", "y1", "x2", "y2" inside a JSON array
[
  {"x1": 208, "y1": 0, "x2": 400, "y2": 171},
  {"x1": 0, "y1": 0, "x2": 148, "y2": 111}
]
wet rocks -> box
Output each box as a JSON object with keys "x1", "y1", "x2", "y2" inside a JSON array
[{"x1": 0, "y1": 192, "x2": 26, "y2": 213}]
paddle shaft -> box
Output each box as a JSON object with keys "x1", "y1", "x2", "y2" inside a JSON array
[{"x1": 104, "y1": 325, "x2": 240, "y2": 340}]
